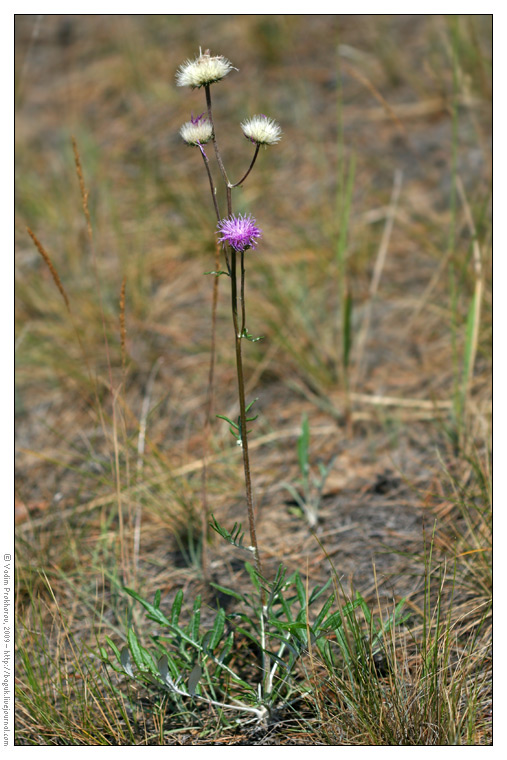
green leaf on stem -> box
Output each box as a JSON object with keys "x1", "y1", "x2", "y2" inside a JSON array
[
  {"x1": 209, "y1": 514, "x2": 253, "y2": 553},
  {"x1": 215, "y1": 414, "x2": 239, "y2": 430},
  {"x1": 124, "y1": 587, "x2": 171, "y2": 627},
  {"x1": 241, "y1": 327, "x2": 264, "y2": 342}
]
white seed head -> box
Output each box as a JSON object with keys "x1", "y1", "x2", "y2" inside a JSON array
[
  {"x1": 241, "y1": 114, "x2": 282, "y2": 145},
  {"x1": 179, "y1": 117, "x2": 213, "y2": 146},
  {"x1": 176, "y1": 49, "x2": 236, "y2": 89}
]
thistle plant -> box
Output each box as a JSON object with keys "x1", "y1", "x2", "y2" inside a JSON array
[
  {"x1": 177, "y1": 48, "x2": 282, "y2": 582},
  {"x1": 101, "y1": 48, "x2": 407, "y2": 729}
]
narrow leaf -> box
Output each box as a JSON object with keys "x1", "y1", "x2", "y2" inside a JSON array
[
  {"x1": 216, "y1": 414, "x2": 239, "y2": 429},
  {"x1": 245, "y1": 397, "x2": 258, "y2": 413},
  {"x1": 324, "y1": 610, "x2": 343, "y2": 630},
  {"x1": 124, "y1": 587, "x2": 170, "y2": 626},
  {"x1": 269, "y1": 633, "x2": 302, "y2": 660},
  {"x1": 234, "y1": 626, "x2": 261, "y2": 651},
  {"x1": 217, "y1": 632, "x2": 234, "y2": 665},
  {"x1": 157, "y1": 654, "x2": 169, "y2": 682},
  {"x1": 279, "y1": 592, "x2": 294, "y2": 623},
  {"x1": 244, "y1": 562, "x2": 261, "y2": 591},
  {"x1": 171, "y1": 589, "x2": 184, "y2": 626},
  {"x1": 191, "y1": 595, "x2": 201, "y2": 642},
  {"x1": 297, "y1": 415, "x2": 310, "y2": 477},
  {"x1": 276, "y1": 620, "x2": 311, "y2": 633},
  {"x1": 140, "y1": 647, "x2": 158, "y2": 676},
  {"x1": 308, "y1": 577, "x2": 333, "y2": 606},
  {"x1": 343, "y1": 288, "x2": 353, "y2": 370},
  {"x1": 314, "y1": 593, "x2": 336, "y2": 631},
  {"x1": 209, "y1": 608, "x2": 226, "y2": 651},
  {"x1": 105, "y1": 636, "x2": 122, "y2": 664},
  {"x1": 280, "y1": 482, "x2": 306, "y2": 511},
  {"x1": 187, "y1": 664, "x2": 202, "y2": 696},
  {"x1": 201, "y1": 630, "x2": 214, "y2": 652},
  {"x1": 209, "y1": 582, "x2": 245, "y2": 603},
  {"x1": 120, "y1": 646, "x2": 134, "y2": 677},
  {"x1": 295, "y1": 572, "x2": 307, "y2": 611},
  {"x1": 127, "y1": 628, "x2": 145, "y2": 672}
]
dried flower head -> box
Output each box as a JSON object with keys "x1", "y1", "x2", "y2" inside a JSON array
[
  {"x1": 180, "y1": 113, "x2": 213, "y2": 146},
  {"x1": 217, "y1": 214, "x2": 262, "y2": 252},
  {"x1": 241, "y1": 114, "x2": 282, "y2": 146},
  {"x1": 176, "y1": 48, "x2": 236, "y2": 89}
]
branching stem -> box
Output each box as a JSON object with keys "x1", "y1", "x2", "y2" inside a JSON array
[
  {"x1": 205, "y1": 84, "x2": 232, "y2": 215},
  {"x1": 230, "y1": 143, "x2": 261, "y2": 188},
  {"x1": 202, "y1": 78, "x2": 268, "y2": 692}
]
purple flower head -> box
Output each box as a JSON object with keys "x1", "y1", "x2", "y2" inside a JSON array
[{"x1": 217, "y1": 214, "x2": 262, "y2": 252}]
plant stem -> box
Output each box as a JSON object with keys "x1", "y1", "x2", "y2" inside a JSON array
[
  {"x1": 230, "y1": 143, "x2": 261, "y2": 188},
  {"x1": 198, "y1": 144, "x2": 221, "y2": 580},
  {"x1": 205, "y1": 84, "x2": 232, "y2": 214},
  {"x1": 240, "y1": 250, "x2": 246, "y2": 334},
  {"x1": 200, "y1": 147, "x2": 221, "y2": 223},
  {"x1": 204, "y1": 86, "x2": 261, "y2": 571},
  {"x1": 229, "y1": 249, "x2": 263, "y2": 580},
  {"x1": 204, "y1": 81, "x2": 267, "y2": 691},
  {"x1": 230, "y1": 246, "x2": 269, "y2": 695}
]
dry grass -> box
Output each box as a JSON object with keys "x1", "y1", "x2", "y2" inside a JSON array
[{"x1": 15, "y1": 14, "x2": 491, "y2": 745}]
